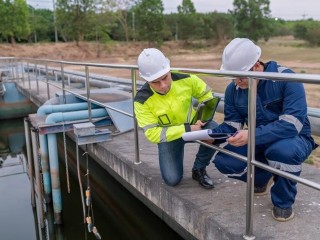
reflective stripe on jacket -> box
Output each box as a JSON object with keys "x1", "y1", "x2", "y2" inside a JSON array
[{"x1": 134, "y1": 72, "x2": 213, "y2": 143}]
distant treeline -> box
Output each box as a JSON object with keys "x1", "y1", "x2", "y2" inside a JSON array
[{"x1": 0, "y1": 0, "x2": 319, "y2": 46}]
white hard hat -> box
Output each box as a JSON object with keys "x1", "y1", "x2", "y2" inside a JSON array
[
  {"x1": 220, "y1": 38, "x2": 261, "y2": 71},
  {"x1": 137, "y1": 48, "x2": 170, "y2": 82}
]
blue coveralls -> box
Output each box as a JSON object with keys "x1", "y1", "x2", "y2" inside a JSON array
[{"x1": 212, "y1": 61, "x2": 318, "y2": 209}]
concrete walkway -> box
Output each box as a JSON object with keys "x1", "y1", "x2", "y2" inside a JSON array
[
  {"x1": 18, "y1": 80, "x2": 320, "y2": 240},
  {"x1": 89, "y1": 130, "x2": 320, "y2": 240}
]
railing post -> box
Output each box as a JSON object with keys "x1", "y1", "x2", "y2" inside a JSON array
[
  {"x1": 21, "y1": 62, "x2": 25, "y2": 86},
  {"x1": 35, "y1": 63, "x2": 39, "y2": 94},
  {"x1": 85, "y1": 65, "x2": 92, "y2": 121},
  {"x1": 27, "y1": 62, "x2": 31, "y2": 90},
  {"x1": 45, "y1": 63, "x2": 50, "y2": 99},
  {"x1": 131, "y1": 68, "x2": 141, "y2": 165},
  {"x1": 10, "y1": 58, "x2": 14, "y2": 79},
  {"x1": 60, "y1": 63, "x2": 66, "y2": 104},
  {"x1": 243, "y1": 77, "x2": 257, "y2": 240},
  {"x1": 15, "y1": 59, "x2": 19, "y2": 82}
]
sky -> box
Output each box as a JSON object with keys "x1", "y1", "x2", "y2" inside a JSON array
[{"x1": 27, "y1": 0, "x2": 320, "y2": 20}]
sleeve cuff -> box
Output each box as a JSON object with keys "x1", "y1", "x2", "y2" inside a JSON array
[{"x1": 184, "y1": 123, "x2": 191, "y2": 132}]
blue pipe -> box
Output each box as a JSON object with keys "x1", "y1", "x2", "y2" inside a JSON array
[
  {"x1": 46, "y1": 108, "x2": 107, "y2": 124},
  {"x1": 47, "y1": 133, "x2": 61, "y2": 223},
  {"x1": 37, "y1": 102, "x2": 101, "y2": 203},
  {"x1": 39, "y1": 135, "x2": 51, "y2": 203},
  {"x1": 46, "y1": 108, "x2": 107, "y2": 224},
  {"x1": 37, "y1": 102, "x2": 100, "y2": 116}
]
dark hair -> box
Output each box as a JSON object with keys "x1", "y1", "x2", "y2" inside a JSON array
[{"x1": 258, "y1": 60, "x2": 265, "y2": 67}]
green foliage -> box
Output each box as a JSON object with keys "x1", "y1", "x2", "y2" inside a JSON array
[
  {"x1": 29, "y1": 8, "x2": 54, "y2": 42},
  {"x1": 13, "y1": 0, "x2": 30, "y2": 40},
  {"x1": 163, "y1": 13, "x2": 179, "y2": 41},
  {"x1": 176, "y1": 0, "x2": 199, "y2": 42},
  {"x1": 293, "y1": 20, "x2": 320, "y2": 46},
  {"x1": 232, "y1": 0, "x2": 272, "y2": 41},
  {"x1": 0, "y1": 0, "x2": 30, "y2": 43},
  {"x1": 97, "y1": 0, "x2": 135, "y2": 42},
  {"x1": 85, "y1": 7, "x2": 114, "y2": 43},
  {"x1": 200, "y1": 13, "x2": 234, "y2": 42},
  {"x1": 306, "y1": 25, "x2": 320, "y2": 46},
  {"x1": 0, "y1": 0, "x2": 319, "y2": 46},
  {"x1": 56, "y1": 0, "x2": 97, "y2": 44},
  {"x1": 134, "y1": 0, "x2": 164, "y2": 45},
  {"x1": 0, "y1": 0, "x2": 8, "y2": 41},
  {"x1": 163, "y1": 12, "x2": 234, "y2": 43},
  {"x1": 177, "y1": 0, "x2": 196, "y2": 14},
  {"x1": 269, "y1": 18, "x2": 293, "y2": 37},
  {"x1": 107, "y1": 11, "x2": 127, "y2": 41},
  {"x1": 294, "y1": 23, "x2": 308, "y2": 39}
]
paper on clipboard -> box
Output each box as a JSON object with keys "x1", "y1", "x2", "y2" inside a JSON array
[{"x1": 182, "y1": 129, "x2": 232, "y2": 141}]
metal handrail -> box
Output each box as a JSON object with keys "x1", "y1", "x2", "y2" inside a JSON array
[{"x1": 2, "y1": 57, "x2": 320, "y2": 239}]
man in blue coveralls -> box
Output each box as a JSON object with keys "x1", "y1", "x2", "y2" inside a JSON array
[{"x1": 211, "y1": 38, "x2": 318, "y2": 221}]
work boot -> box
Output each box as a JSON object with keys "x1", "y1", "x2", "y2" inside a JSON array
[
  {"x1": 254, "y1": 176, "x2": 274, "y2": 196},
  {"x1": 192, "y1": 168, "x2": 214, "y2": 189},
  {"x1": 272, "y1": 206, "x2": 294, "y2": 222}
]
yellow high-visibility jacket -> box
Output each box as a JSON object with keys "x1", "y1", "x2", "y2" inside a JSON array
[{"x1": 134, "y1": 72, "x2": 213, "y2": 143}]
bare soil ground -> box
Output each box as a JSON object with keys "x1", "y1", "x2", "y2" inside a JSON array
[{"x1": 1, "y1": 36, "x2": 320, "y2": 166}]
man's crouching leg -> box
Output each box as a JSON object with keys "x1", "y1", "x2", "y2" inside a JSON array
[{"x1": 158, "y1": 139, "x2": 184, "y2": 186}]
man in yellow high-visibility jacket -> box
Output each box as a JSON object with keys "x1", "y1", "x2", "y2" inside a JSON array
[{"x1": 134, "y1": 48, "x2": 218, "y2": 189}]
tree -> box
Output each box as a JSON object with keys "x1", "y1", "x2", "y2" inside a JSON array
[
  {"x1": 293, "y1": 20, "x2": 320, "y2": 46},
  {"x1": 98, "y1": 0, "x2": 135, "y2": 42},
  {"x1": 177, "y1": 0, "x2": 199, "y2": 42},
  {"x1": 27, "y1": 7, "x2": 54, "y2": 43},
  {"x1": 134, "y1": 0, "x2": 164, "y2": 45},
  {"x1": 0, "y1": 0, "x2": 30, "y2": 44},
  {"x1": 86, "y1": 7, "x2": 116, "y2": 57},
  {"x1": 199, "y1": 13, "x2": 234, "y2": 42},
  {"x1": 269, "y1": 18, "x2": 292, "y2": 37},
  {"x1": 306, "y1": 25, "x2": 320, "y2": 46},
  {"x1": 0, "y1": 0, "x2": 8, "y2": 42},
  {"x1": 163, "y1": 13, "x2": 180, "y2": 41},
  {"x1": 177, "y1": 0, "x2": 195, "y2": 14},
  {"x1": 293, "y1": 23, "x2": 308, "y2": 40},
  {"x1": 32, "y1": 9, "x2": 55, "y2": 42},
  {"x1": 231, "y1": 0, "x2": 272, "y2": 41},
  {"x1": 56, "y1": 0, "x2": 97, "y2": 45}
]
